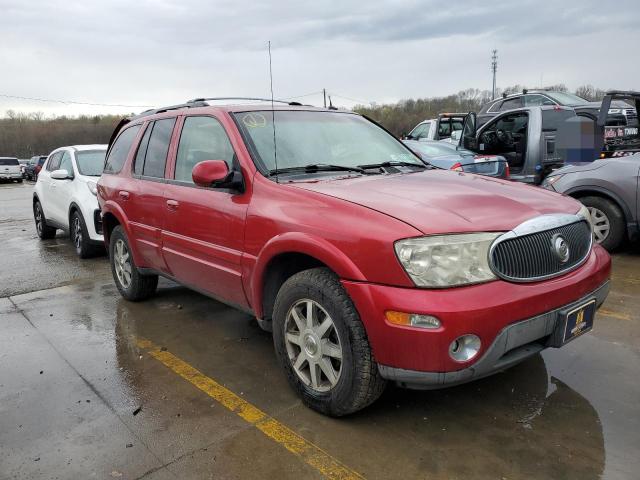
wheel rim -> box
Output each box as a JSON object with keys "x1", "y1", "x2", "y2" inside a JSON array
[
  {"x1": 73, "y1": 216, "x2": 82, "y2": 250},
  {"x1": 587, "y1": 207, "x2": 610, "y2": 243},
  {"x1": 284, "y1": 299, "x2": 343, "y2": 393},
  {"x1": 113, "y1": 239, "x2": 132, "y2": 289},
  {"x1": 34, "y1": 205, "x2": 42, "y2": 235}
]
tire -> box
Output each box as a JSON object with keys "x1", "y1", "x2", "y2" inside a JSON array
[
  {"x1": 272, "y1": 267, "x2": 386, "y2": 416},
  {"x1": 71, "y1": 210, "x2": 101, "y2": 259},
  {"x1": 580, "y1": 196, "x2": 625, "y2": 251},
  {"x1": 17, "y1": 179, "x2": 23, "y2": 183},
  {"x1": 33, "y1": 201, "x2": 56, "y2": 239},
  {"x1": 109, "y1": 225, "x2": 158, "y2": 301}
]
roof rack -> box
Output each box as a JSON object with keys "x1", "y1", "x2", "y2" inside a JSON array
[{"x1": 188, "y1": 96, "x2": 302, "y2": 105}]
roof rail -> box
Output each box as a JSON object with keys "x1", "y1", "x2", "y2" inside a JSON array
[
  {"x1": 131, "y1": 100, "x2": 209, "y2": 119},
  {"x1": 187, "y1": 97, "x2": 303, "y2": 106}
]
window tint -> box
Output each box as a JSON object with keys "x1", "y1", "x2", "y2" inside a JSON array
[
  {"x1": 0, "y1": 158, "x2": 19, "y2": 166},
  {"x1": 524, "y1": 94, "x2": 555, "y2": 107},
  {"x1": 133, "y1": 123, "x2": 153, "y2": 176},
  {"x1": 500, "y1": 97, "x2": 523, "y2": 111},
  {"x1": 46, "y1": 152, "x2": 63, "y2": 171},
  {"x1": 59, "y1": 151, "x2": 73, "y2": 176},
  {"x1": 175, "y1": 116, "x2": 234, "y2": 183},
  {"x1": 104, "y1": 125, "x2": 141, "y2": 174},
  {"x1": 487, "y1": 100, "x2": 502, "y2": 113},
  {"x1": 142, "y1": 118, "x2": 176, "y2": 178}
]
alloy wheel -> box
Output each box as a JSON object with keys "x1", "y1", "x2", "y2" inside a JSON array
[
  {"x1": 113, "y1": 239, "x2": 132, "y2": 289},
  {"x1": 284, "y1": 299, "x2": 343, "y2": 393},
  {"x1": 35, "y1": 205, "x2": 43, "y2": 235},
  {"x1": 588, "y1": 206, "x2": 610, "y2": 244},
  {"x1": 73, "y1": 216, "x2": 82, "y2": 250}
]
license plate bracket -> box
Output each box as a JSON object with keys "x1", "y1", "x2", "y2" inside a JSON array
[{"x1": 550, "y1": 299, "x2": 596, "y2": 347}]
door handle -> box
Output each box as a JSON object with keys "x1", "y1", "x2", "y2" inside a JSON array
[
  {"x1": 118, "y1": 191, "x2": 130, "y2": 200},
  {"x1": 166, "y1": 199, "x2": 179, "y2": 210}
]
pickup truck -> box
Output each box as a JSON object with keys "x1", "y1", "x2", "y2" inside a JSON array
[
  {"x1": 598, "y1": 91, "x2": 640, "y2": 158},
  {"x1": 404, "y1": 113, "x2": 466, "y2": 142}
]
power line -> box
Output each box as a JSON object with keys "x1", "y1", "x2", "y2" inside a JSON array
[
  {"x1": 330, "y1": 93, "x2": 370, "y2": 105},
  {"x1": 282, "y1": 90, "x2": 323, "y2": 100},
  {"x1": 0, "y1": 93, "x2": 153, "y2": 109}
]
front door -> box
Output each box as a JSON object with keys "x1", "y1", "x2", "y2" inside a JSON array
[
  {"x1": 48, "y1": 150, "x2": 75, "y2": 225},
  {"x1": 162, "y1": 114, "x2": 250, "y2": 309}
]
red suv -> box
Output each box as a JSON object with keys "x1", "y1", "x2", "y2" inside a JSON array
[{"x1": 98, "y1": 99, "x2": 611, "y2": 416}]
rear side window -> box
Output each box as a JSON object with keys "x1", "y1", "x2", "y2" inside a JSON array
[
  {"x1": 104, "y1": 125, "x2": 142, "y2": 174},
  {"x1": 133, "y1": 123, "x2": 153, "y2": 176},
  {"x1": 46, "y1": 152, "x2": 63, "y2": 171},
  {"x1": 0, "y1": 158, "x2": 19, "y2": 166},
  {"x1": 175, "y1": 116, "x2": 235, "y2": 183},
  {"x1": 500, "y1": 97, "x2": 523, "y2": 111},
  {"x1": 141, "y1": 118, "x2": 176, "y2": 178}
]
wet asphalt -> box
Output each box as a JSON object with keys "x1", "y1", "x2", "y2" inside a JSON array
[{"x1": 0, "y1": 181, "x2": 638, "y2": 480}]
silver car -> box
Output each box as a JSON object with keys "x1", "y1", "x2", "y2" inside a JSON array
[{"x1": 542, "y1": 155, "x2": 639, "y2": 251}]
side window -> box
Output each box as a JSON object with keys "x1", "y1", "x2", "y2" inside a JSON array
[
  {"x1": 524, "y1": 94, "x2": 555, "y2": 107},
  {"x1": 500, "y1": 97, "x2": 523, "y2": 111},
  {"x1": 438, "y1": 119, "x2": 451, "y2": 137},
  {"x1": 175, "y1": 116, "x2": 235, "y2": 183},
  {"x1": 487, "y1": 100, "x2": 502, "y2": 113},
  {"x1": 104, "y1": 125, "x2": 142, "y2": 174},
  {"x1": 142, "y1": 118, "x2": 176, "y2": 178},
  {"x1": 133, "y1": 123, "x2": 153, "y2": 176},
  {"x1": 59, "y1": 151, "x2": 73, "y2": 175},
  {"x1": 409, "y1": 122, "x2": 431, "y2": 140},
  {"x1": 46, "y1": 152, "x2": 63, "y2": 171}
]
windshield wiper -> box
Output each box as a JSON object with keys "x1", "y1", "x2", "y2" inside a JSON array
[
  {"x1": 358, "y1": 161, "x2": 427, "y2": 169},
  {"x1": 267, "y1": 163, "x2": 368, "y2": 177}
]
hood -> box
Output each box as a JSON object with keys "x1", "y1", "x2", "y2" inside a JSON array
[{"x1": 291, "y1": 170, "x2": 581, "y2": 235}]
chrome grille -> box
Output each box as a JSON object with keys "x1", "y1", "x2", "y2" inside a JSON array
[{"x1": 490, "y1": 218, "x2": 592, "y2": 282}]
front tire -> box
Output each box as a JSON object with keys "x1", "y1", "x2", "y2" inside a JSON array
[
  {"x1": 71, "y1": 210, "x2": 101, "y2": 258},
  {"x1": 33, "y1": 201, "x2": 56, "y2": 239},
  {"x1": 109, "y1": 226, "x2": 158, "y2": 301},
  {"x1": 272, "y1": 268, "x2": 386, "y2": 416},
  {"x1": 581, "y1": 196, "x2": 625, "y2": 251}
]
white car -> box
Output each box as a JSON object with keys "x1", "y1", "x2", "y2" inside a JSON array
[
  {"x1": 0, "y1": 157, "x2": 23, "y2": 182},
  {"x1": 33, "y1": 145, "x2": 107, "y2": 257}
]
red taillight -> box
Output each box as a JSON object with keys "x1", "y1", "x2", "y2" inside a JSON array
[
  {"x1": 450, "y1": 162, "x2": 463, "y2": 172},
  {"x1": 504, "y1": 162, "x2": 510, "y2": 178}
]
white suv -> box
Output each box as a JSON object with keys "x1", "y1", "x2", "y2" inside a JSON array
[{"x1": 33, "y1": 145, "x2": 107, "y2": 257}]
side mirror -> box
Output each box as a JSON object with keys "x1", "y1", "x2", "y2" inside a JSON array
[
  {"x1": 192, "y1": 160, "x2": 231, "y2": 188},
  {"x1": 450, "y1": 130, "x2": 462, "y2": 142},
  {"x1": 51, "y1": 169, "x2": 72, "y2": 180}
]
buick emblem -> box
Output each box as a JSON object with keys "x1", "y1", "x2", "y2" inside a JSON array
[{"x1": 552, "y1": 234, "x2": 570, "y2": 263}]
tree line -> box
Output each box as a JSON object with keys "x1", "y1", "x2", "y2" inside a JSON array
[{"x1": 0, "y1": 84, "x2": 608, "y2": 157}]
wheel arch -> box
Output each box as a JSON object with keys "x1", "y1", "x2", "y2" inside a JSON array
[
  {"x1": 251, "y1": 233, "x2": 366, "y2": 321},
  {"x1": 566, "y1": 186, "x2": 631, "y2": 223}
]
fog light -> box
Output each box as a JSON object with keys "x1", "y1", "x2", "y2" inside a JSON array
[
  {"x1": 385, "y1": 311, "x2": 441, "y2": 329},
  {"x1": 449, "y1": 334, "x2": 481, "y2": 362}
]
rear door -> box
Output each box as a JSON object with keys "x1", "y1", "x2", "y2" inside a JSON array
[
  {"x1": 162, "y1": 114, "x2": 250, "y2": 308},
  {"x1": 127, "y1": 117, "x2": 177, "y2": 273}
]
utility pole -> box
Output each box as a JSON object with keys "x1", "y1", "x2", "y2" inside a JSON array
[
  {"x1": 323, "y1": 89, "x2": 327, "y2": 108},
  {"x1": 491, "y1": 49, "x2": 498, "y2": 100}
]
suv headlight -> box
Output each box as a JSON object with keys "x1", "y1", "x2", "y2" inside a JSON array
[
  {"x1": 395, "y1": 233, "x2": 502, "y2": 287},
  {"x1": 87, "y1": 181, "x2": 98, "y2": 196},
  {"x1": 576, "y1": 204, "x2": 594, "y2": 235}
]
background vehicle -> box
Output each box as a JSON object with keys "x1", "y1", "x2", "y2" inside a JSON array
[
  {"x1": 25, "y1": 155, "x2": 48, "y2": 181},
  {"x1": 542, "y1": 154, "x2": 639, "y2": 251},
  {"x1": 477, "y1": 89, "x2": 637, "y2": 127},
  {"x1": 33, "y1": 145, "x2": 107, "y2": 257},
  {"x1": 599, "y1": 91, "x2": 640, "y2": 158},
  {"x1": 99, "y1": 99, "x2": 609, "y2": 417},
  {"x1": 458, "y1": 105, "x2": 599, "y2": 184},
  {"x1": 0, "y1": 157, "x2": 23, "y2": 183},
  {"x1": 404, "y1": 113, "x2": 466, "y2": 141},
  {"x1": 18, "y1": 159, "x2": 29, "y2": 177},
  {"x1": 403, "y1": 139, "x2": 509, "y2": 178}
]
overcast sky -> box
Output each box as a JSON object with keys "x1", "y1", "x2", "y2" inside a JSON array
[{"x1": 1, "y1": 0, "x2": 639, "y2": 117}]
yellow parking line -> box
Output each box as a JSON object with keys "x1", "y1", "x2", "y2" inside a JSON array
[
  {"x1": 598, "y1": 309, "x2": 631, "y2": 321},
  {"x1": 136, "y1": 337, "x2": 364, "y2": 480}
]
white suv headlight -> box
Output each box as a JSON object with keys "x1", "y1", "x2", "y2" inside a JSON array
[
  {"x1": 87, "y1": 181, "x2": 98, "y2": 196},
  {"x1": 395, "y1": 233, "x2": 502, "y2": 287}
]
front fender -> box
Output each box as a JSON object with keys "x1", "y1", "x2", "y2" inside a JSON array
[{"x1": 248, "y1": 232, "x2": 367, "y2": 318}]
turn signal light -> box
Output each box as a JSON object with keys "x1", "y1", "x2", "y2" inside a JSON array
[{"x1": 385, "y1": 311, "x2": 441, "y2": 329}]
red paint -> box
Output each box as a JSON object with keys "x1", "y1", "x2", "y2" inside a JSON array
[
  {"x1": 98, "y1": 104, "x2": 611, "y2": 375},
  {"x1": 192, "y1": 160, "x2": 229, "y2": 187}
]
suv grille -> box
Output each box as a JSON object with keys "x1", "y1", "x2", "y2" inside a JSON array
[{"x1": 490, "y1": 220, "x2": 591, "y2": 282}]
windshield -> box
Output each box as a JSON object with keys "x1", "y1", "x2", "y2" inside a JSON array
[
  {"x1": 545, "y1": 92, "x2": 590, "y2": 105},
  {"x1": 76, "y1": 150, "x2": 106, "y2": 176},
  {"x1": 408, "y1": 142, "x2": 461, "y2": 157},
  {"x1": 234, "y1": 110, "x2": 422, "y2": 173}
]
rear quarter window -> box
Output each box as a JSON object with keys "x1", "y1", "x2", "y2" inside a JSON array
[{"x1": 104, "y1": 124, "x2": 142, "y2": 174}]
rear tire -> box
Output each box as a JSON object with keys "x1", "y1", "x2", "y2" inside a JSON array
[
  {"x1": 580, "y1": 196, "x2": 625, "y2": 251},
  {"x1": 272, "y1": 267, "x2": 386, "y2": 416},
  {"x1": 109, "y1": 225, "x2": 158, "y2": 301},
  {"x1": 33, "y1": 201, "x2": 56, "y2": 239},
  {"x1": 71, "y1": 210, "x2": 101, "y2": 258}
]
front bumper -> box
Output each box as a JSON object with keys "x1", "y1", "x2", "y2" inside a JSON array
[{"x1": 378, "y1": 281, "x2": 609, "y2": 389}]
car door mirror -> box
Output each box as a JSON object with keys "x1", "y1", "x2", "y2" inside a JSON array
[
  {"x1": 192, "y1": 160, "x2": 231, "y2": 187},
  {"x1": 50, "y1": 169, "x2": 72, "y2": 180},
  {"x1": 450, "y1": 130, "x2": 462, "y2": 142}
]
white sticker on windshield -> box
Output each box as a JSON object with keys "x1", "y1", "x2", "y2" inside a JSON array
[{"x1": 390, "y1": 153, "x2": 415, "y2": 162}]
